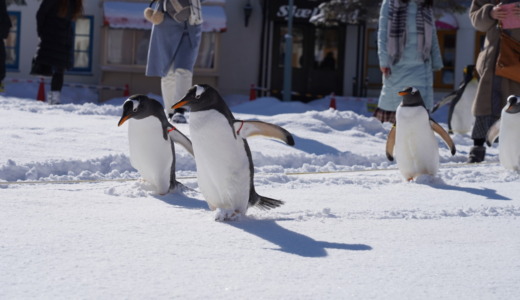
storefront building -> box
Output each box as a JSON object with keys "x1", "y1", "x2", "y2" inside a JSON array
[{"x1": 4, "y1": 0, "x2": 479, "y2": 102}]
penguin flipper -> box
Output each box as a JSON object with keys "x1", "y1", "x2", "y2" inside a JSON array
[
  {"x1": 385, "y1": 125, "x2": 396, "y2": 161},
  {"x1": 168, "y1": 126, "x2": 194, "y2": 156},
  {"x1": 429, "y1": 119, "x2": 456, "y2": 155},
  {"x1": 486, "y1": 119, "x2": 501, "y2": 147},
  {"x1": 233, "y1": 120, "x2": 295, "y2": 146}
]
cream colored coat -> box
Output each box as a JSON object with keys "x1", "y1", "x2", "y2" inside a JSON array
[{"x1": 470, "y1": 0, "x2": 520, "y2": 116}]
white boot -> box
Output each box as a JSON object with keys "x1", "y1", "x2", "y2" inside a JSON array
[
  {"x1": 161, "y1": 68, "x2": 193, "y2": 123},
  {"x1": 47, "y1": 91, "x2": 61, "y2": 105},
  {"x1": 161, "y1": 68, "x2": 176, "y2": 115}
]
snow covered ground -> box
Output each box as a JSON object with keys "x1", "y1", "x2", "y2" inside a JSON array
[{"x1": 1, "y1": 84, "x2": 519, "y2": 299}]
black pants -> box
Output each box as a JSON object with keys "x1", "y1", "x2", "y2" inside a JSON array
[
  {"x1": 0, "y1": 38, "x2": 5, "y2": 82},
  {"x1": 51, "y1": 68, "x2": 65, "y2": 91}
]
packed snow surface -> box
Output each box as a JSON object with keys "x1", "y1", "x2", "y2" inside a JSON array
[{"x1": 0, "y1": 89, "x2": 519, "y2": 299}]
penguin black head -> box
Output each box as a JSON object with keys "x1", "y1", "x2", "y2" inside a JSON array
[
  {"x1": 398, "y1": 87, "x2": 425, "y2": 107},
  {"x1": 505, "y1": 95, "x2": 520, "y2": 114},
  {"x1": 118, "y1": 94, "x2": 165, "y2": 126},
  {"x1": 171, "y1": 84, "x2": 227, "y2": 113}
]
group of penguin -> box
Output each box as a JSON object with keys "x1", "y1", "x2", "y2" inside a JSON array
[
  {"x1": 118, "y1": 82, "x2": 520, "y2": 221},
  {"x1": 118, "y1": 84, "x2": 294, "y2": 221}
]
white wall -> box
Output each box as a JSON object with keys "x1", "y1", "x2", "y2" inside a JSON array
[{"x1": 217, "y1": 0, "x2": 263, "y2": 96}]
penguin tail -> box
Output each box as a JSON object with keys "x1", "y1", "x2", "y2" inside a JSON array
[{"x1": 255, "y1": 195, "x2": 284, "y2": 210}]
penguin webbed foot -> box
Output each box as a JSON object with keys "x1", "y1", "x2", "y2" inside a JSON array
[{"x1": 215, "y1": 208, "x2": 242, "y2": 222}]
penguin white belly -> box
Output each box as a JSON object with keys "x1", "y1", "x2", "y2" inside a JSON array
[
  {"x1": 498, "y1": 114, "x2": 520, "y2": 170},
  {"x1": 395, "y1": 106, "x2": 439, "y2": 179},
  {"x1": 189, "y1": 110, "x2": 251, "y2": 212},
  {"x1": 128, "y1": 118, "x2": 173, "y2": 194},
  {"x1": 451, "y1": 79, "x2": 477, "y2": 134}
]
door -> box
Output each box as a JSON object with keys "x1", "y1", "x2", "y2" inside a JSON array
[{"x1": 271, "y1": 23, "x2": 345, "y2": 102}]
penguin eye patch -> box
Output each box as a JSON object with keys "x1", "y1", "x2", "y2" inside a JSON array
[
  {"x1": 195, "y1": 85, "x2": 205, "y2": 99},
  {"x1": 129, "y1": 100, "x2": 140, "y2": 112}
]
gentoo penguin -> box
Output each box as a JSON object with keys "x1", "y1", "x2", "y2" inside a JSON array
[
  {"x1": 118, "y1": 94, "x2": 193, "y2": 195},
  {"x1": 172, "y1": 84, "x2": 295, "y2": 221},
  {"x1": 386, "y1": 87, "x2": 456, "y2": 181},
  {"x1": 486, "y1": 95, "x2": 520, "y2": 171},
  {"x1": 431, "y1": 65, "x2": 477, "y2": 134}
]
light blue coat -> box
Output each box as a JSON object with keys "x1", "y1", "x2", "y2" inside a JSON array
[
  {"x1": 377, "y1": 0, "x2": 443, "y2": 111},
  {"x1": 146, "y1": 14, "x2": 202, "y2": 77}
]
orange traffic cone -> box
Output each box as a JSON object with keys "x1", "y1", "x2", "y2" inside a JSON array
[
  {"x1": 36, "y1": 78, "x2": 45, "y2": 102},
  {"x1": 249, "y1": 84, "x2": 257, "y2": 101},
  {"x1": 123, "y1": 84, "x2": 130, "y2": 97},
  {"x1": 329, "y1": 93, "x2": 336, "y2": 110}
]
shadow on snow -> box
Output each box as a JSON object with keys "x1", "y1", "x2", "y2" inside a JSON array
[{"x1": 228, "y1": 218, "x2": 372, "y2": 258}]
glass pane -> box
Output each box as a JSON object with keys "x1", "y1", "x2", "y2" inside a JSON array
[
  {"x1": 367, "y1": 49, "x2": 379, "y2": 66},
  {"x1": 368, "y1": 29, "x2": 377, "y2": 47},
  {"x1": 73, "y1": 36, "x2": 90, "y2": 68},
  {"x1": 107, "y1": 29, "x2": 133, "y2": 64},
  {"x1": 9, "y1": 14, "x2": 17, "y2": 32},
  {"x1": 75, "y1": 18, "x2": 91, "y2": 35},
  {"x1": 442, "y1": 33, "x2": 456, "y2": 67},
  {"x1": 442, "y1": 70, "x2": 454, "y2": 85},
  {"x1": 195, "y1": 32, "x2": 216, "y2": 69},
  {"x1": 366, "y1": 67, "x2": 383, "y2": 85},
  {"x1": 314, "y1": 28, "x2": 338, "y2": 70},
  {"x1": 279, "y1": 26, "x2": 304, "y2": 68},
  {"x1": 134, "y1": 30, "x2": 150, "y2": 65},
  {"x1": 5, "y1": 15, "x2": 18, "y2": 66}
]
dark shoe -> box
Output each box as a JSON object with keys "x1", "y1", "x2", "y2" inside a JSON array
[
  {"x1": 170, "y1": 112, "x2": 187, "y2": 124},
  {"x1": 467, "y1": 146, "x2": 486, "y2": 163}
]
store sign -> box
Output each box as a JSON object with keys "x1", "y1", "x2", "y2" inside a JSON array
[{"x1": 270, "y1": 0, "x2": 326, "y2": 22}]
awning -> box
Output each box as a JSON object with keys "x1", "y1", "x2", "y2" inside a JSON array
[
  {"x1": 435, "y1": 13, "x2": 458, "y2": 30},
  {"x1": 103, "y1": 1, "x2": 227, "y2": 32}
]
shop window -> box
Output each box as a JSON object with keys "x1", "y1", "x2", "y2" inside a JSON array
[
  {"x1": 195, "y1": 32, "x2": 218, "y2": 69},
  {"x1": 70, "y1": 16, "x2": 94, "y2": 74},
  {"x1": 104, "y1": 28, "x2": 218, "y2": 71},
  {"x1": 364, "y1": 28, "x2": 382, "y2": 88},
  {"x1": 434, "y1": 30, "x2": 456, "y2": 89},
  {"x1": 106, "y1": 28, "x2": 146, "y2": 65},
  {"x1": 278, "y1": 26, "x2": 304, "y2": 69},
  {"x1": 314, "y1": 28, "x2": 339, "y2": 70},
  {"x1": 5, "y1": 11, "x2": 20, "y2": 71}
]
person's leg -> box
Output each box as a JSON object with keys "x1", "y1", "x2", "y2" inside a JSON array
[
  {"x1": 0, "y1": 39, "x2": 6, "y2": 93},
  {"x1": 48, "y1": 68, "x2": 64, "y2": 104},
  {"x1": 468, "y1": 115, "x2": 497, "y2": 163}
]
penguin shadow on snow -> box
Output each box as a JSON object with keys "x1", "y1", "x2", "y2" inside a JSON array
[
  {"x1": 152, "y1": 186, "x2": 209, "y2": 210},
  {"x1": 227, "y1": 219, "x2": 372, "y2": 257},
  {"x1": 292, "y1": 134, "x2": 339, "y2": 155},
  {"x1": 414, "y1": 176, "x2": 511, "y2": 201}
]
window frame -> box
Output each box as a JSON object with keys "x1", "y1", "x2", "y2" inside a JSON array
[
  {"x1": 5, "y1": 11, "x2": 21, "y2": 72},
  {"x1": 68, "y1": 15, "x2": 94, "y2": 75},
  {"x1": 434, "y1": 29, "x2": 457, "y2": 89}
]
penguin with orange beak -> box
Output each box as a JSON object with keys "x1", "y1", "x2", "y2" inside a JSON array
[
  {"x1": 172, "y1": 84, "x2": 294, "y2": 221},
  {"x1": 386, "y1": 87, "x2": 456, "y2": 181},
  {"x1": 118, "y1": 94, "x2": 193, "y2": 195}
]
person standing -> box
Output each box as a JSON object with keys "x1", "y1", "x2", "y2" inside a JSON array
[
  {"x1": 375, "y1": 0, "x2": 443, "y2": 124},
  {"x1": 31, "y1": 0, "x2": 83, "y2": 104},
  {"x1": 0, "y1": 0, "x2": 12, "y2": 94},
  {"x1": 145, "y1": 0, "x2": 203, "y2": 123},
  {"x1": 468, "y1": 0, "x2": 520, "y2": 163}
]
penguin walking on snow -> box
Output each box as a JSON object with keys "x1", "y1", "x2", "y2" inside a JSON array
[
  {"x1": 118, "y1": 95, "x2": 194, "y2": 195},
  {"x1": 172, "y1": 84, "x2": 295, "y2": 221},
  {"x1": 386, "y1": 87, "x2": 456, "y2": 181},
  {"x1": 486, "y1": 95, "x2": 520, "y2": 171},
  {"x1": 431, "y1": 65, "x2": 477, "y2": 134}
]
